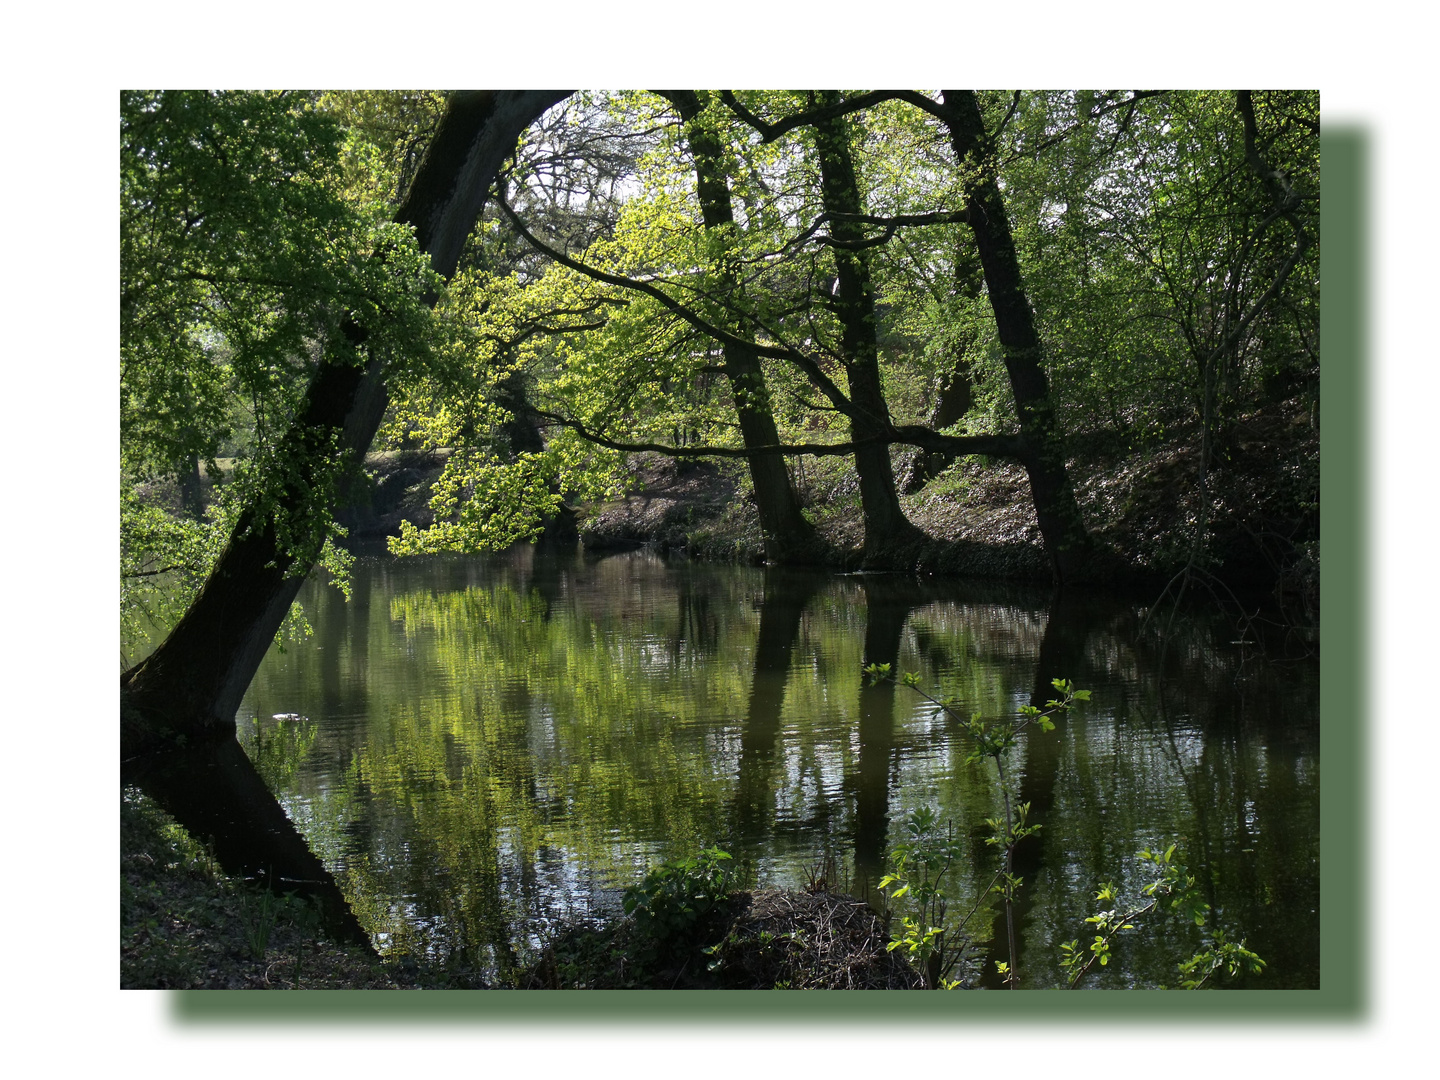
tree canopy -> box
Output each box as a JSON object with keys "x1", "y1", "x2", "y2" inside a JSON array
[
  {"x1": 121, "y1": 89, "x2": 1319, "y2": 742},
  {"x1": 121, "y1": 90, "x2": 443, "y2": 644}
]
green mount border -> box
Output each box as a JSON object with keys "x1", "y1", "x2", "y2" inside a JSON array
[{"x1": 173, "y1": 124, "x2": 1366, "y2": 1027}]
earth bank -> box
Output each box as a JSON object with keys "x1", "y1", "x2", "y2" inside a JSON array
[{"x1": 334, "y1": 396, "x2": 1316, "y2": 608}]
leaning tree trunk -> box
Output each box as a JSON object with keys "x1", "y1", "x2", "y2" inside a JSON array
[
  {"x1": 122, "y1": 91, "x2": 569, "y2": 754},
  {"x1": 938, "y1": 90, "x2": 1092, "y2": 582},
  {"x1": 812, "y1": 94, "x2": 924, "y2": 564},
  {"x1": 663, "y1": 90, "x2": 820, "y2": 564}
]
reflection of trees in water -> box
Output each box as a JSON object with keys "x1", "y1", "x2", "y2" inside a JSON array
[
  {"x1": 973, "y1": 587, "x2": 1120, "y2": 985},
  {"x1": 248, "y1": 549, "x2": 771, "y2": 964},
  {"x1": 124, "y1": 738, "x2": 371, "y2": 947},
  {"x1": 239, "y1": 550, "x2": 1318, "y2": 984},
  {"x1": 853, "y1": 582, "x2": 1318, "y2": 989},
  {"x1": 731, "y1": 569, "x2": 825, "y2": 844},
  {"x1": 851, "y1": 577, "x2": 921, "y2": 886},
  {"x1": 1001, "y1": 596, "x2": 1320, "y2": 988}
]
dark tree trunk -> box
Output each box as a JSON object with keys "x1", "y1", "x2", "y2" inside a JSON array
[
  {"x1": 812, "y1": 94, "x2": 924, "y2": 564},
  {"x1": 122, "y1": 91, "x2": 569, "y2": 753},
  {"x1": 938, "y1": 91, "x2": 1092, "y2": 582},
  {"x1": 177, "y1": 453, "x2": 206, "y2": 520},
  {"x1": 662, "y1": 91, "x2": 820, "y2": 565}
]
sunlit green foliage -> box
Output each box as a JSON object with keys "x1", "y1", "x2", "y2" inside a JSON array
[
  {"x1": 876, "y1": 805, "x2": 969, "y2": 988},
  {"x1": 314, "y1": 90, "x2": 449, "y2": 208},
  {"x1": 120, "y1": 90, "x2": 443, "y2": 645},
  {"x1": 994, "y1": 90, "x2": 1318, "y2": 443},
  {"x1": 1059, "y1": 843, "x2": 1265, "y2": 989},
  {"x1": 376, "y1": 90, "x2": 1316, "y2": 559}
]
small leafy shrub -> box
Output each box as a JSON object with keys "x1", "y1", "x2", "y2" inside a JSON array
[
  {"x1": 623, "y1": 847, "x2": 737, "y2": 952},
  {"x1": 524, "y1": 848, "x2": 741, "y2": 987},
  {"x1": 869, "y1": 665, "x2": 1086, "y2": 987},
  {"x1": 1060, "y1": 844, "x2": 1266, "y2": 989},
  {"x1": 877, "y1": 806, "x2": 973, "y2": 989}
]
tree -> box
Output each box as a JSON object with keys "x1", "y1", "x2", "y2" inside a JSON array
[
  {"x1": 986, "y1": 89, "x2": 1318, "y2": 584},
  {"x1": 659, "y1": 90, "x2": 820, "y2": 564},
  {"x1": 122, "y1": 90, "x2": 568, "y2": 754},
  {"x1": 931, "y1": 90, "x2": 1093, "y2": 581},
  {"x1": 435, "y1": 92, "x2": 1014, "y2": 571},
  {"x1": 808, "y1": 91, "x2": 926, "y2": 560}
]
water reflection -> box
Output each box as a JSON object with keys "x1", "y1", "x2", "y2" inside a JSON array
[
  {"x1": 239, "y1": 546, "x2": 1319, "y2": 987},
  {"x1": 122, "y1": 737, "x2": 371, "y2": 947}
]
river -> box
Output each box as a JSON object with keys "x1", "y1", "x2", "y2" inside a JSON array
[{"x1": 234, "y1": 543, "x2": 1319, "y2": 988}]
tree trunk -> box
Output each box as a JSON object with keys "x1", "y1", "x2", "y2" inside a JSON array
[
  {"x1": 177, "y1": 453, "x2": 206, "y2": 520},
  {"x1": 812, "y1": 94, "x2": 924, "y2": 564},
  {"x1": 122, "y1": 91, "x2": 569, "y2": 753},
  {"x1": 938, "y1": 91, "x2": 1092, "y2": 582},
  {"x1": 663, "y1": 90, "x2": 820, "y2": 564},
  {"x1": 124, "y1": 739, "x2": 373, "y2": 946}
]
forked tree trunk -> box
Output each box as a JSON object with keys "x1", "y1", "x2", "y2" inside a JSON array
[
  {"x1": 122, "y1": 91, "x2": 569, "y2": 753},
  {"x1": 938, "y1": 91, "x2": 1092, "y2": 582},
  {"x1": 663, "y1": 90, "x2": 820, "y2": 564},
  {"x1": 812, "y1": 94, "x2": 924, "y2": 563}
]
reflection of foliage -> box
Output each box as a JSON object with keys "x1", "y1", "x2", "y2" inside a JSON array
[
  {"x1": 239, "y1": 715, "x2": 319, "y2": 791},
  {"x1": 241, "y1": 552, "x2": 1318, "y2": 984}
]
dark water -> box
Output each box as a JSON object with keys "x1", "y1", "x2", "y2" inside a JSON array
[{"x1": 236, "y1": 545, "x2": 1319, "y2": 988}]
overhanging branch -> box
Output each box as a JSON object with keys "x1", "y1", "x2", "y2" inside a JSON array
[
  {"x1": 530, "y1": 406, "x2": 1024, "y2": 462},
  {"x1": 493, "y1": 189, "x2": 859, "y2": 419},
  {"x1": 718, "y1": 90, "x2": 916, "y2": 142}
]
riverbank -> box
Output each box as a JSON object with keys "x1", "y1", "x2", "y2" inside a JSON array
[
  {"x1": 577, "y1": 399, "x2": 1317, "y2": 598},
  {"x1": 335, "y1": 397, "x2": 1316, "y2": 604},
  {"x1": 121, "y1": 787, "x2": 474, "y2": 988},
  {"x1": 122, "y1": 788, "x2": 919, "y2": 990},
  {"x1": 154, "y1": 397, "x2": 1315, "y2": 602}
]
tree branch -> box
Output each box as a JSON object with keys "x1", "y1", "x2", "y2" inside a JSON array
[
  {"x1": 815, "y1": 209, "x2": 970, "y2": 251},
  {"x1": 530, "y1": 405, "x2": 1023, "y2": 461},
  {"x1": 717, "y1": 90, "x2": 913, "y2": 142},
  {"x1": 493, "y1": 189, "x2": 859, "y2": 419}
]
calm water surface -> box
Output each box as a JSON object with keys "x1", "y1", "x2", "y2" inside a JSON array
[{"x1": 238, "y1": 545, "x2": 1319, "y2": 988}]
